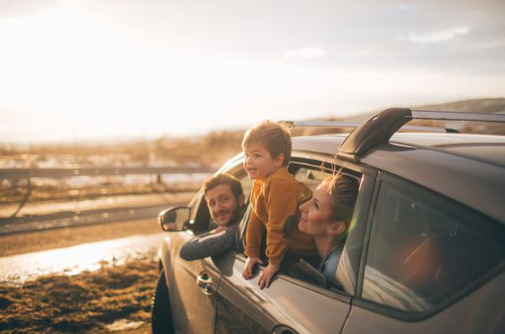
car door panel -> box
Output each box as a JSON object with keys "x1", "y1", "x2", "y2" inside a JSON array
[
  {"x1": 164, "y1": 231, "x2": 222, "y2": 334},
  {"x1": 215, "y1": 254, "x2": 352, "y2": 334},
  {"x1": 343, "y1": 271, "x2": 505, "y2": 334}
]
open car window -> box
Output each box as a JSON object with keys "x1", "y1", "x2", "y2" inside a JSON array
[
  {"x1": 288, "y1": 165, "x2": 362, "y2": 291},
  {"x1": 237, "y1": 159, "x2": 363, "y2": 293},
  {"x1": 294, "y1": 168, "x2": 329, "y2": 192},
  {"x1": 189, "y1": 163, "x2": 252, "y2": 235}
]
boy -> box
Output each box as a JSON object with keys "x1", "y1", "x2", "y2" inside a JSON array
[{"x1": 241, "y1": 120, "x2": 316, "y2": 289}]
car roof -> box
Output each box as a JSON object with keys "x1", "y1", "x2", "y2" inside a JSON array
[
  {"x1": 292, "y1": 132, "x2": 505, "y2": 225},
  {"x1": 292, "y1": 132, "x2": 505, "y2": 168},
  {"x1": 293, "y1": 132, "x2": 505, "y2": 160},
  {"x1": 390, "y1": 132, "x2": 505, "y2": 167}
]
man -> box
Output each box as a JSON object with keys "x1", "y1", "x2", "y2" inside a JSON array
[{"x1": 180, "y1": 173, "x2": 246, "y2": 261}]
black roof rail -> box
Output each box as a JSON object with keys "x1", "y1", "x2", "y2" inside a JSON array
[
  {"x1": 337, "y1": 108, "x2": 505, "y2": 162},
  {"x1": 280, "y1": 120, "x2": 447, "y2": 133}
]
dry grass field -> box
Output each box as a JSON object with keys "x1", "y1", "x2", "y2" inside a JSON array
[
  {"x1": 0, "y1": 219, "x2": 163, "y2": 334},
  {"x1": 0, "y1": 260, "x2": 158, "y2": 334}
]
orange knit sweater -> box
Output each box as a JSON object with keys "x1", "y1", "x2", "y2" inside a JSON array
[{"x1": 245, "y1": 167, "x2": 317, "y2": 266}]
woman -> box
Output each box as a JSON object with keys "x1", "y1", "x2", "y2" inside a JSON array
[{"x1": 298, "y1": 174, "x2": 359, "y2": 282}]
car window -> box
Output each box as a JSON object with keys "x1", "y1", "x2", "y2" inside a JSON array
[
  {"x1": 190, "y1": 167, "x2": 252, "y2": 234},
  {"x1": 237, "y1": 160, "x2": 365, "y2": 293},
  {"x1": 362, "y1": 181, "x2": 505, "y2": 313},
  {"x1": 283, "y1": 165, "x2": 362, "y2": 291},
  {"x1": 294, "y1": 168, "x2": 328, "y2": 192},
  {"x1": 240, "y1": 176, "x2": 252, "y2": 204}
]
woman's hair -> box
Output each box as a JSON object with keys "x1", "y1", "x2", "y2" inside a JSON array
[{"x1": 321, "y1": 174, "x2": 359, "y2": 226}]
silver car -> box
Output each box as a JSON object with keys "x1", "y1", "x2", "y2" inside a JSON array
[{"x1": 151, "y1": 108, "x2": 505, "y2": 334}]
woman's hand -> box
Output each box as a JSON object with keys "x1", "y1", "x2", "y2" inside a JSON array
[
  {"x1": 258, "y1": 263, "x2": 280, "y2": 289},
  {"x1": 242, "y1": 257, "x2": 263, "y2": 279}
]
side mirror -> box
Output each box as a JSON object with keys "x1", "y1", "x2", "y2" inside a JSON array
[{"x1": 158, "y1": 206, "x2": 192, "y2": 232}]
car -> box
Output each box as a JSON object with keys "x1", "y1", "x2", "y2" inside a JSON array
[{"x1": 150, "y1": 108, "x2": 505, "y2": 334}]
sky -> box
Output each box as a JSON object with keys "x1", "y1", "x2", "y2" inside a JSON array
[{"x1": 1, "y1": 0, "x2": 505, "y2": 144}]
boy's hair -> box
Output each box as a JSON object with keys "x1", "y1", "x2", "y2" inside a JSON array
[
  {"x1": 241, "y1": 120, "x2": 291, "y2": 166},
  {"x1": 321, "y1": 174, "x2": 359, "y2": 226},
  {"x1": 203, "y1": 173, "x2": 243, "y2": 200}
]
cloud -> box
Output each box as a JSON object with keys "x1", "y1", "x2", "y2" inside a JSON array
[
  {"x1": 0, "y1": 0, "x2": 61, "y2": 19},
  {"x1": 398, "y1": 3, "x2": 416, "y2": 11},
  {"x1": 283, "y1": 47, "x2": 327, "y2": 59},
  {"x1": 405, "y1": 26, "x2": 470, "y2": 44}
]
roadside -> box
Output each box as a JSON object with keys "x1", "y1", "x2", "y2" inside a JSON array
[
  {"x1": 0, "y1": 259, "x2": 158, "y2": 334},
  {"x1": 0, "y1": 218, "x2": 172, "y2": 333},
  {"x1": 0, "y1": 192, "x2": 194, "y2": 218},
  {"x1": 0, "y1": 191, "x2": 195, "y2": 236},
  {"x1": 0, "y1": 218, "x2": 161, "y2": 257}
]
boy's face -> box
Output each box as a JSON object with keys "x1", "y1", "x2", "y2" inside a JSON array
[
  {"x1": 206, "y1": 184, "x2": 243, "y2": 226},
  {"x1": 243, "y1": 142, "x2": 284, "y2": 181}
]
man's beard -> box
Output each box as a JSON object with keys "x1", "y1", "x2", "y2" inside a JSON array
[
  {"x1": 228, "y1": 205, "x2": 242, "y2": 226},
  {"x1": 214, "y1": 204, "x2": 241, "y2": 226}
]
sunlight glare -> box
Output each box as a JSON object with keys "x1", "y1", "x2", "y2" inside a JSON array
[{"x1": 1, "y1": 1, "x2": 504, "y2": 143}]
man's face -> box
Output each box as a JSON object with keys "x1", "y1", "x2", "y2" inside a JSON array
[{"x1": 206, "y1": 184, "x2": 242, "y2": 226}]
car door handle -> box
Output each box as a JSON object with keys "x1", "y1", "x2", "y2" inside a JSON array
[{"x1": 197, "y1": 273, "x2": 213, "y2": 295}]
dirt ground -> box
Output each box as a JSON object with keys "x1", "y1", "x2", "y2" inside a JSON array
[{"x1": 0, "y1": 219, "x2": 166, "y2": 334}]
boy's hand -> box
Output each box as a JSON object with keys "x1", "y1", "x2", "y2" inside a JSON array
[
  {"x1": 242, "y1": 257, "x2": 263, "y2": 279},
  {"x1": 258, "y1": 263, "x2": 280, "y2": 289}
]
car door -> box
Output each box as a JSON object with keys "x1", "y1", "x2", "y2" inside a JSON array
[
  {"x1": 342, "y1": 173, "x2": 505, "y2": 334},
  {"x1": 213, "y1": 160, "x2": 377, "y2": 334},
  {"x1": 214, "y1": 254, "x2": 352, "y2": 334},
  {"x1": 167, "y1": 191, "x2": 223, "y2": 334}
]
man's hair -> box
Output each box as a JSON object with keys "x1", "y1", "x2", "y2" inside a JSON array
[
  {"x1": 241, "y1": 120, "x2": 291, "y2": 167},
  {"x1": 321, "y1": 174, "x2": 359, "y2": 226},
  {"x1": 203, "y1": 173, "x2": 243, "y2": 199}
]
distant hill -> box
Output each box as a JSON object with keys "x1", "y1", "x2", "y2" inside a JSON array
[
  {"x1": 413, "y1": 98, "x2": 505, "y2": 113},
  {"x1": 325, "y1": 98, "x2": 505, "y2": 122},
  {"x1": 294, "y1": 98, "x2": 505, "y2": 136},
  {"x1": 2, "y1": 98, "x2": 504, "y2": 168}
]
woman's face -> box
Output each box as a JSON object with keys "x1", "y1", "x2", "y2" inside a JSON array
[{"x1": 298, "y1": 185, "x2": 335, "y2": 237}]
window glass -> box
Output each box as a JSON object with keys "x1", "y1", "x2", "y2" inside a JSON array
[
  {"x1": 294, "y1": 168, "x2": 328, "y2": 192},
  {"x1": 240, "y1": 176, "x2": 252, "y2": 203},
  {"x1": 363, "y1": 182, "x2": 505, "y2": 313},
  {"x1": 193, "y1": 194, "x2": 212, "y2": 234}
]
